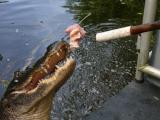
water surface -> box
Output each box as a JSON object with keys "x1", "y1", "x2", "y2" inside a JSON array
[{"x1": 0, "y1": 0, "x2": 74, "y2": 96}]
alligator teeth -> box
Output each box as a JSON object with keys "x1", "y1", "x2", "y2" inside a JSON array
[
  {"x1": 46, "y1": 64, "x2": 50, "y2": 69},
  {"x1": 55, "y1": 65, "x2": 60, "y2": 69},
  {"x1": 66, "y1": 58, "x2": 69, "y2": 61},
  {"x1": 42, "y1": 67, "x2": 48, "y2": 74},
  {"x1": 12, "y1": 90, "x2": 26, "y2": 94},
  {"x1": 39, "y1": 79, "x2": 46, "y2": 84},
  {"x1": 70, "y1": 56, "x2": 73, "y2": 59},
  {"x1": 38, "y1": 81, "x2": 41, "y2": 85},
  {"x1": 56, "y1": 52, "x2": 60, "y2": 56},
  {"x1": 66, "y1": 57, "x2": 72, "y2": 62}
]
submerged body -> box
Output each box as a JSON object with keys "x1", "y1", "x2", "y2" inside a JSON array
[{"x1": 0, "y1": 41, "x2": 76, "y2": 120}]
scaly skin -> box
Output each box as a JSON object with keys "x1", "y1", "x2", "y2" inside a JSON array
[{"x1": 0, "y1": 41, "x2": 76, "y2": 120}]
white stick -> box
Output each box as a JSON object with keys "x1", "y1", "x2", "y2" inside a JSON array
[{"x1": 96, "y1": 26, "x2": 131, "y2": 42}]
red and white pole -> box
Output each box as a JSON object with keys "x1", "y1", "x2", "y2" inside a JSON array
[{"x1": 96, "y1": 21, "x2": 160, "y2": 42}]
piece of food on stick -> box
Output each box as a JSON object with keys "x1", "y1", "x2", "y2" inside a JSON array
[{"x1": 65, "y1": 24, "x2": 86, "y2": 48}]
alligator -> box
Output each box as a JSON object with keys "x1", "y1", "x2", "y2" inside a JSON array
[{"x1": 0, "y1": 41, "x2": 76, "y2": 120}]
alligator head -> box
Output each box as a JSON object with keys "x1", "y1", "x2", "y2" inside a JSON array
[{"x1": 0, "y1": 41, "x2": 76, "y2": 120}]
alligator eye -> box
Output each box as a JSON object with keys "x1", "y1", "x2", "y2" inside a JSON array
[{"x1": 14, "y1": 79, "x2": 19, "y2": 83}]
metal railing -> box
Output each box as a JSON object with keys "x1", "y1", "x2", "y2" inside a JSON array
[
  {"x1": 135, "y1": 0, "x2": 158, "y2": 82},
  {"x1": 96, "y1": 0, "x2": 160, "y2": 84}
]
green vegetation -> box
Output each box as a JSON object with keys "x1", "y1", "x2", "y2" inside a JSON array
[{"x1": 64, "y1": 0, "x2": 145, "y2": 26}]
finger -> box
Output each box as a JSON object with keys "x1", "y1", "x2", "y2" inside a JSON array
[
  {"x1": 65, "y1": 24, "x2": 80, "y2": 33},
  {"x1": 69, "y1": 27, "x2": 80, "y2": 37}
]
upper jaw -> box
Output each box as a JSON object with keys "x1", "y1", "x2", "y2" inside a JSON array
[
  {"x1": 31, "y1": 57, "x2": 76, "y2": 94},
  {"x1": 5, "y1": 41, "x2": 74, "y2": 95},
  {"x1": 15, "y1": 57, "x2": 76, "y2": 95}
]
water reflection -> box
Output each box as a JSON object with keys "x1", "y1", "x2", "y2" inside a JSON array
[{"x1": 64, "y1": 0, "x2": 144, "y2": 26}]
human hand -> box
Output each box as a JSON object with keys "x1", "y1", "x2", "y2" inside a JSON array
[{"x1": 65, "y1": 24, "x2": 86, "y2": 48}]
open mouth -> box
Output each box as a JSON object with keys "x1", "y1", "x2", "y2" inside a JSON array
[{"x1": 21, "y1": 41, "x2": 71, "y2": 91}]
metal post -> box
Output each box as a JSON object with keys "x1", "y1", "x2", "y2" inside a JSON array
[
  {"x1": 139, "y1": 65, "x2": 160, "y2": 80},
  {"x1": 135, "y1": 0, "x2": 157, "y2": 82}
]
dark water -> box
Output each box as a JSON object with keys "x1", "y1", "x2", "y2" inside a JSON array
[{"x1": 0, "y1": 0, "x2": 144, "y2": 119}]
